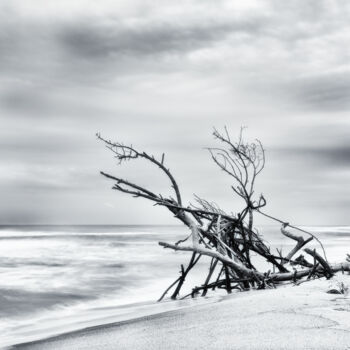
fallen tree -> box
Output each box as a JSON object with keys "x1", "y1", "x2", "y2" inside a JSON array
[{"x1": 97, "y1": 127, "x2": 350, "y2": 300}]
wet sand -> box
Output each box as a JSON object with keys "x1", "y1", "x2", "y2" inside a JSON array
[{"x1": 10, "y1": 275, "x2": 350, "y2": 350}]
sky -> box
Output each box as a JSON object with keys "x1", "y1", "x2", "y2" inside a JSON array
[{"x1": 1, "y1": 0, "x2": 350, "y2": 225}]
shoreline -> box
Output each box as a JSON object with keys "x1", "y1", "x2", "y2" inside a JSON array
[
  {"x1": 2, "y1": 293, "x2": 221, "y2": 349},
  {"x1": 9, "y1": 274, "x2": 350, "y2": 350}
]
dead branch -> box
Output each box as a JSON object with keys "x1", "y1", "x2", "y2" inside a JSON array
[
  {"x1": 159, "y1": 241, "x2": 263, "y2": 280},
  {"x1": 280, "y1": 223, "x2": 313, "y2": 262},
  {"x1": 304, "y1": 248, "x2": 334, "y2": 278},
  {"x1": 202, "y1": 258, "x2": 219, "y2": 296},
  {"x1": 97, "y1": 133, "x2": 183, "y2": 206},
  {"x1": 99, "y1": 127, "x2": 347, "y2": 300},
  {"x1": 258, "y1": 209, "x2": 328, "y2": 262},
  {"x1": 270, "y1": 261, "x2": 349, "y2": 282}
]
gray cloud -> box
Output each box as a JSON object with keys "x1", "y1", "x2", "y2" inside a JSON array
[
  {"x1": 273, "y1": 145, "x2": 350, "y2": 168},
  {"x1": 1, "y1": 88, "x2": 52, "y2": 115},
  {"x1": 285, "y1": 73, "x2": 350, "y2": 111},
  {"x1": 1, "y1": 0, "x2": 350, "y2": 224},
  {"x1": 0, "y1": 132, "x2": 87, "y2": 158},
  {"x1": 59, "y1": 22, "x2": 228, "y2": 58},
  {"x1": 58, "y1": 17, "x2": 267, "y2": 60}
]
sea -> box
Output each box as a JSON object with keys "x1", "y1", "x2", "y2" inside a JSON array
[{"x1": 0, "y1": 224, "x2": 349, "y2": 348}]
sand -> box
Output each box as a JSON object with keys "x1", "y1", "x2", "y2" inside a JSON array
[{"x1": 9, "y1": 275, "x2": 350, "y2": 350}]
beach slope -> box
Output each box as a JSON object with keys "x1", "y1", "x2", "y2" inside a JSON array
[{"x1": 11, "y1": 276, "x2": 350, "y2": 350}]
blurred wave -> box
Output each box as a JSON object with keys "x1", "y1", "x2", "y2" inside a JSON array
[{"x1": 0, "y1": 224, "x2": 349, "y2": 347}]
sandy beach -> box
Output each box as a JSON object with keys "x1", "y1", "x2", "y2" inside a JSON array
[
  {"x1": 10, "y1": 274, "x2": 350, "y2": 350},
  {"x1": 3, "y1": 0, "x2": 350, "y2": 349}
]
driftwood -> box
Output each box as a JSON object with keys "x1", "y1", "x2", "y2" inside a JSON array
[
  {"x1": 280, "y1": 223, "x2": 313, "y2": 262},
  {"x1": 98, "y1": 127, "x2": 350, "y2": 300}
]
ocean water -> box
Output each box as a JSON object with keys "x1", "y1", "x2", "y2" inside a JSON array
[{"x1": 0, "y1": 224, "x2": 349, "y2": 348}]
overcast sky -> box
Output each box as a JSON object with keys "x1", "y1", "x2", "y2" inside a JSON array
[{"x1": 1, "y1": 0, "x2": 350, "y2": 225}]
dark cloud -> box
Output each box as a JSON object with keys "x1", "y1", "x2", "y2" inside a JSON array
[
  {"x1": 0, "y1": 169, "x2": 100, "y2": 193},
  {"x1": 58, "y1": 18, "x2": 266, "y2": 60},
  {"x1": 0, "y1": 133, "x2": 87, "y2": 158},
  {"x1": 1, "y1": 88, "x2": 50, "y2": 115},
  {"x1": 0, "y1": 209, "x2": 42, "y2": 225},
  {"x1": 288, "y1": 73, "x2": 350, "y2": 111},
  {"x1": 273, "y1": 144, "x2": 350, "y2": 167},
  {"x1": 0, "y1": 86, "x2": 116, "y2": 120}
]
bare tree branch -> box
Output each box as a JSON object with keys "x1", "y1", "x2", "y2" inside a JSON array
[
  {"x1": 98, "y1": 127, "x2": 345, "y2": 300},
  {"x1": 97, "y1": 133, "x2": 182, "y2": 206},
  {"x1": 280, "y1": 223, "x2": 313, "y2": 262}
]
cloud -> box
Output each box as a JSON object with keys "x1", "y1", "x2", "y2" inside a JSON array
[
  {"x1": 1, "y1": 0, "x2": 350, "y2": 224},
  {"x1": 274, "y1": 144, "x2": 350, "y2": 168},
  {"x1": 57, "y1": 12, "x2": 272, "y2": 60},
  {"x1": 59, "y1": 22, "x2": 228, "y2": 59},
  {"x1": 281, "y1": 72, "x2": 350, "y2": 111}
]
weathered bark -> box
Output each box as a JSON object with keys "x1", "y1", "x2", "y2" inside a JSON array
[
  {"x1": 170, "y1": 253, "x2": 201, "y2": 299},
  {"x1": 270, "y1": 261, "x2": 349, "y2": 282},
  {"x1": 159, "y1": 241, "x2": 264, "y2": 280},
  {"x1": 202, "y1": 258, "x2": 219, "y2": 296},
  {"x1": 304, "y1": 248, "x2": 334, "y2": 278},
  {"x1": 281, "y1": 224, "x2": 313, "y2": 262},
  {"x1": 224, "y1": 265, "x2": 232, "y2": 293}
]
